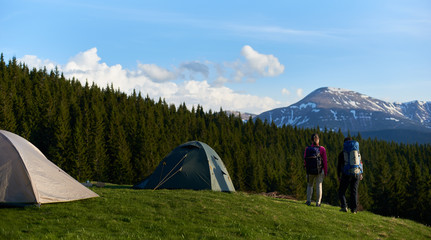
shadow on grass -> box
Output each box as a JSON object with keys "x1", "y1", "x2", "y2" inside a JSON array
[{"x1": 0, "y1": 203, "x2": 38, "y2": 209}]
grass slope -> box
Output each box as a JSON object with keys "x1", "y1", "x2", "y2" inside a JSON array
[{"x1": 1, "y1": 186, "x2": 430, "y2": 240}]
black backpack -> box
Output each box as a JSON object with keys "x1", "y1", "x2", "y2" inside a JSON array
[{"x1": 305, "y1": 146, "x2": 323, "y2": 175}]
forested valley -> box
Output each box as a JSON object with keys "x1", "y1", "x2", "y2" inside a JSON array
[{"x1": 1, "y1": 55, "x2": 430, "y2": 225}]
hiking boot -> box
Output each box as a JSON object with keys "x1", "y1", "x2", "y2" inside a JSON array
[
  {"x1": 340, "y1": 207, "x2": 348, "y2": 212},
  {"x1": 305, "y1": 201, "x2": 311, "y2": 206}
]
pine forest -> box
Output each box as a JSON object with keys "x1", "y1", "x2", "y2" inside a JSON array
[{"x1": 1, "y1": 55, "x2": 430, "y2": 225}]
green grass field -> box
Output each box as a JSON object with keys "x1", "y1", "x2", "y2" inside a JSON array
[{"x1": 1, "y1": 186, "x2": 430, "y2": 239}]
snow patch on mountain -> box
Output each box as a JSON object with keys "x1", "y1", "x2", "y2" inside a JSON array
[
  {"x1": 351, "y1": 110, "x2": 357, "y2": 119},
  {"x1": 291, "y1": 102, "x2": 317, "y2": 110},
  {"x1": 297, "y1": 116, "x2": 309, "y2": 125},
  {"x1": 348, "y1": 101, "x2": 359, "y2": 108},
  {"x1": 385, "y1": 117, "x2": 400, "y2": 122},
  {"x1": 330, "y1": 110, "x2": 338, "y2": 121}
]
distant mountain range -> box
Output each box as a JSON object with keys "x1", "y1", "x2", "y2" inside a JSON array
[
  {"x1": 224, "y1": 110, "x2": 257, "y2": 121},
  {"x1": 254, "y1": 87, "x2": 431, "y2": 144}
]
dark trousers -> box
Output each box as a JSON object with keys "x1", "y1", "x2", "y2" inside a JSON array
[{"x1": 338, "y1": 174, "x2": 360, "y2": 211}]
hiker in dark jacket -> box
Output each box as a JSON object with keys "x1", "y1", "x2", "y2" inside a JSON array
[
  {"x1": 304, "y1": 133, "x2": 327, "y2": 207},
  {"x1": 338, "y1": 137, "x2": 363, "y2": 214}
]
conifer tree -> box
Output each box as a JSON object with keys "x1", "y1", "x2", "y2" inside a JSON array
[
  {"x1": 71, "y1": 107, "x2": 90, "y2": 181},
  {"x1": 89, "y1": 100, "x2": 108, "y2": 182},
  {"x1": 104, "y1": 90, "x2": 133, "y2": 184},
  {"x1": 407, "y1": 160, "x2": 427, "y2": 221},
  {"x1": 49, "y1": 97, "x2": 72, "y2": 169},
  {"x1": 370, "y1": 155, "x2": 392, "y2": 215}
]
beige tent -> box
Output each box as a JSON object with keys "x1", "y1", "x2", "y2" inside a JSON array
[{"x1": 0, "y1": 130, "x2": 99, "y2": 205}]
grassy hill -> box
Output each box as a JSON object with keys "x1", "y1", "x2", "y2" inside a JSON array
[{"x1": 1, "y1": 186, "x2": 430, "y2": 240}]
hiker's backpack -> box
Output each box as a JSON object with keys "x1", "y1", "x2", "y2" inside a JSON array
[
  {"x1": 342, "y1": 140, "x2": 363, "y2": 175},
  {"x1": 304, "y1": 146, "x2": 323, "y2": 175}
]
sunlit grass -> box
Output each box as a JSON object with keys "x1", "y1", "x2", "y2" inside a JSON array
[{"x1": 1, "y1": 185, "x2": 430, "y2": 239}]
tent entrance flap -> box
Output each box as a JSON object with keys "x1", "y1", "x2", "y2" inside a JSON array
[{"x1": 0, "y1": 132, "x2": 37, "y2": 203}]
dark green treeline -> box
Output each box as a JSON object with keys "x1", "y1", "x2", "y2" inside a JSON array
[{"x1": 1, "y1": 55, "x2": 430, "y2": 225}]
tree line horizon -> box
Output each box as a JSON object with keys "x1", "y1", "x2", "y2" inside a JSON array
[{"x1": 1, "y1": 54, "x2": 430, "y2": 225}]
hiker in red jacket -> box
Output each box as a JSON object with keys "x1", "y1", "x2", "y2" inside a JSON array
[{"x1": 304, "y1": 133, "x2": 328, "y2": 207}]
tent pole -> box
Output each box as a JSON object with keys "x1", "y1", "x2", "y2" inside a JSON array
[
  {"x1": 153, "y1": 167, "x2": 183, "y2": 190},
  {"x1": 153, "y1": 153, "x2": 188, "y2": 190}
]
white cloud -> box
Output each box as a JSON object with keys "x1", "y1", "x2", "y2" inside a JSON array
[
  {"x1": 18, "y1": 48, "x2": 283, "y2": 114},
  {"x1": 296, "y1": 88, "x2": 303, "y2": 97},
  {"x1": 241, "y1": 45, "x2": 285, "y2": 78},
  {"x1": 223, "y1": 45, "x2": 285, "y2": 83},
  {"x1": 232, "y1": 68, "x2": 245, "y2": 82},
  {"x1": 64, "y1": 48, "x2": 99, "y2": 71},
  {"x1": 213, "y1": 76, "x2": 228, "y2": 87},
  {"x1": 281, "y1": 88, "x2": 290, "y2": 96},
  {"x1": 169, "y1": 80, "x2": 281, "y2": 113},
  {"x1": 19, "y1": 55, "x2": 57, "y2": 72},
  {"x1": 63, "y1": 48, "x2": 131, "y2": 89},
  {"x1": 138, "y1": 63, "x2": 177, "y2": 82}
]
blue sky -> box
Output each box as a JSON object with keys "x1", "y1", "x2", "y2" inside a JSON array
[{"x1": 1, "y1": 0, "x2": 430, "y2": 114}]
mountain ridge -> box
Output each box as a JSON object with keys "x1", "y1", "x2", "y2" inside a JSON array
[{"x1": 255, "y1": 87, "x2": 431, "y2": 144}]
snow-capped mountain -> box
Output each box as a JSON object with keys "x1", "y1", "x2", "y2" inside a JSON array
[{"x1": 255, "y1": 87, "x2": 431, "y2": 143}]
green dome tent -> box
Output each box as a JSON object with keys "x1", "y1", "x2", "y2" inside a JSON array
[
  {"x1": 0, "y1": 130, "x2": 99, "y2": 205},
  {"x1": 133, "y1": 141, "x2": 235, "y2": 192}
]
